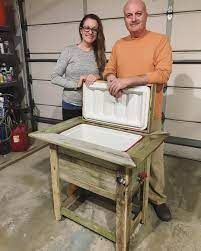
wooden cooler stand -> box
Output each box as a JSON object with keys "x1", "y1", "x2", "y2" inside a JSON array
[{"x1": 29, "y1": 82, "x2": 167, "y2": 251}]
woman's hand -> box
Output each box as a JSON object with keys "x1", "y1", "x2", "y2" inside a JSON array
[
  {"x1": 85, "y1": 74, "x2": 99, "y2": 86},
  {"x1": 77, "y1": 75, "x2": 87, "y2": 88}
]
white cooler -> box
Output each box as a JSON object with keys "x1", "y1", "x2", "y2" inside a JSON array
[{"x1": 61, "y1": 81, "x2": 150, "y2": 151}]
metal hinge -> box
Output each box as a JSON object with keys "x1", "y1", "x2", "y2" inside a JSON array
[
  {"x1": 167, "y1": 5, "x2": 173, "y2": 21},
  {"x1": 22, "y1": 19, "x2": 28, "y2": 31},
  {"x1": 28, "y1": 74, "x2": 32, "y2": 85},
  {"x1": 116, "y1": 175, "x2": 126, "y2": 186},
  {"x1": 25, "y1": 48, "x2": 30, "y2": 58}
]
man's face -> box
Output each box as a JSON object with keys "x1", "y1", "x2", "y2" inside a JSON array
[{"x1": 124, "y1": 1, "x2": 147, "y2": 36}]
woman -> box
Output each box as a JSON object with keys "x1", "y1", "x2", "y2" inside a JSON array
[
  {"x1": 51, "y1": 14, "x2": 106, "y2": 197},
  {"x1": 51, "y1": 14, "x2": 106, "y2": 120}
]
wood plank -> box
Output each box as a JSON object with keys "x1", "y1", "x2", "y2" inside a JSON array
[
  {"x1": 128, "y1": 132, "x2": 167, "y2": 166},
  {"x1": 29, "y1": 132, "x2": 135, "y2": 170},
  {"x1": 59, "y1": 154, "x2": 116, "y2": 197},
  {"x1": 62, "y1": 193, "x2": 81, "y2": 209},
  {"x1": 59, "y1": 167, "x2": 116, "y2": 201},
  {"x1": 147, "y1": 84, "x2": 156, "y2": 133},
  {"x1": 49, "y1": 144, "x2": 61, "y2": 221},
  {"x1": 61, "y1": 207, "x2": 116, "y2": 242},
  {"x1": 130, "y1": 212, "x2": 142, "y2": 235},
  {"x1": 58, "y1": 147, "x2": 124, "y2": 172},
  {"x1": 142, "y1": 156, "x2": 151, "y2": 224},
  {"x1": 116, "y1": 168, "x2": 133, "y2": 251}
]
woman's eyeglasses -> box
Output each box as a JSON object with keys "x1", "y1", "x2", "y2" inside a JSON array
[{"x1": 82, "y1": 26, "x2": 98, "y2": 34}]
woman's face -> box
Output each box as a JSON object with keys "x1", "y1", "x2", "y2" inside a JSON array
[{"x1": 80, "y1": 18, "x2": 98, "y2": 45}]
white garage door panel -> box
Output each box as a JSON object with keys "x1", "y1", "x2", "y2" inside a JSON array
[
  {"x1": 87, "y1": 0, "x2": 125, "y2": 18},
  {"x1": 30, "y1": 62, "x2": 55, "y2": 80},
  {"x1": 172, "y1": 13, "x2": 201, "y2": 51},
  {"x1": 165, "y1": 144, "x2": 201, "y2": 161},
  {"x1": 165, "y1": 88, "x2": 201, "y2": 122},
  {"x1": 174, "y1": 0, "x2": 201, "y2": 12},
  {"x1": 30, "y1": 54, "x2": 59, "y2": 60},
  {"x1": 25, "y1": 0, "x2": 83, "y2": 25},
  {"x1": 36, "y1": 105, "x2": 62, "y2": 120},
  {"x1": 144, "y1": 0, "x2": 168, "y2": 14},
  {"x1": 173, "y1": 52, "x2": 201, "y2": 61},
  {"x1": 168, "y1": 64, "x2": 201, "y2": 88},
  {"x1": 164, "y1": 120, "x2": 201, "y2": 140},
  {"x1": 27, "y1": 23, "x2": 80, "y2": 53},
  {"x1": 146, "y1": 15, "x2": 167, "y2": 34},
  {"x1": 33, "y1": 80, "x2": 62, "y2": 106},
  {"x1": 102, "y1": 19, "x2": 128, "y2": 52},
  {"x1": 103, "y1": 16, "x2": 166, "y2": 52},
  {"x1": 87, "y1": 0, "x2": 168, "y2": 17}
]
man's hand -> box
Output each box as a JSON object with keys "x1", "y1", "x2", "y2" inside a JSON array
[
  {"x1": 108, "y1": 78, "x2": 127, "y2": 98},
  {"x1": 107, "y1": 74, "x2": 116, "y2": 84},
  {"x1": 106, "y1": 75, "x2": 148, "y2": 97}
]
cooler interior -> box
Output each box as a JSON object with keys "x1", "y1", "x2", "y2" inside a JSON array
[{"x1": 61, "y1": 124, "x2": 142, "y2": 152}]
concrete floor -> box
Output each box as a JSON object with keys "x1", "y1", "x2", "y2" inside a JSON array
[{"x1": 0, "y1": 147, "x2": 201, "y2": 251}]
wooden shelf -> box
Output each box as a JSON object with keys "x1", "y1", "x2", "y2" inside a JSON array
[
  {"x1": 0, "y1": 54, "x2": 17, "y2": 64},
  {"x1": 0, "y1": 26, "x2": 11, "y2": 32},
  {"x1": 0, "y1": 53, "x2": 15, "y2": 59},
  {"x1": 0, "y1": 81, "x2": 17, "y2": 88}
]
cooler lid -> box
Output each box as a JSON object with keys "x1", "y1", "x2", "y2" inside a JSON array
[{"x1": 83, "y1": 81, "x2": 150, "y2": 131}]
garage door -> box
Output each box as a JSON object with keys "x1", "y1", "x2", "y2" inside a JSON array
[
  {"x1": 164, "y1": 0, "x2": 201, "y2": 160},
  {"x1": 22, "y1": 0, "x2": 201, "y2": 160}
]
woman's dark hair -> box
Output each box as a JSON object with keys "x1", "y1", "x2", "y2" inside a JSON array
[{"x1": 79, "y1": 14, "x2": 106, "y2": 76}]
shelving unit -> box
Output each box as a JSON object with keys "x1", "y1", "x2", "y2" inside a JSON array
[
  {"x1": 0, "y1": 26, "x2": 18, "y2": 87},
  {"x1": 0, "y1": 80, "x2": 17, "y2": 89},
  {"x1": 0, "y1": 1, "x2": 26, "y2": 154},
  {"x1": 0, "y1": 26, "x2": 11, "y2": 32}
]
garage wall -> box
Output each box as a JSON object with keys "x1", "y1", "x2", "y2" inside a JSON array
[
  {"x1": 24, "y1": 0, "x2": 201, "y2": 160},
  {"x1": 25, "y1": 1, "x2": 82, "y2": 123},
  {"x1": 164, "y1": 0, "x2": 201, "y2": 160},
  {"x1": 25, "y1": 0, "x2": 167, "y2": 123}
]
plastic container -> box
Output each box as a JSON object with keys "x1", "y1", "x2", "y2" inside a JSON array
[
  {"x1": 10, "y1": 124, "x2": 29, "y2": 152},
  {"x1": 0, "y1": 0, "x2": 7, "y2": 26}
]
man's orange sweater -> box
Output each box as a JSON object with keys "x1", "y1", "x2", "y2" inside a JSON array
[{"x1": 103, "y1": 31, "x2": 172, "y2": 119}]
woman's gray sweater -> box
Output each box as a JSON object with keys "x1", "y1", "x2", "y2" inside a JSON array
[{"x1": 51, "y1": 45, "x2": 99, "y2": 107}]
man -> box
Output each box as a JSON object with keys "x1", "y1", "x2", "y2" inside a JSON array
[{"x1": 103, "y1": 0, "x2": 172, "y2": 221}]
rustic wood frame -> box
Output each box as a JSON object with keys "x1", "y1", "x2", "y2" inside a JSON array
[{"x1": 29, "y1": 85, "x2": 168, "y2": 251}]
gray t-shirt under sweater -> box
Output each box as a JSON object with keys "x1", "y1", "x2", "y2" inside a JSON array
[{"x1": 51, "y1": 45, "x2": 99, "y2": 107}]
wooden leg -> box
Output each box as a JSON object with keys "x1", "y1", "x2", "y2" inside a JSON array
[
  {"x1": 116, "y1": 169, "x2": 132, "y2": 251},
  {"x1": 142, "y1": 156, "x2": 151, "y2": 224},
  {"x1": 50, "y1": 144, "x2": 61, "y2": 221}
]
